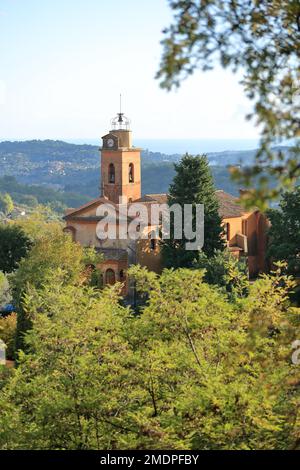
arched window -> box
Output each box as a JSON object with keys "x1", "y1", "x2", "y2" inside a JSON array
[
  {"x1": 105, "y1": 269, "x2": 116, "y2": 285},
  {"x1": 129, "y1": 163, "x2": 134, "y2": 183},
  {"x1": 225, "y1": 223, "x2": 230, "y2": 241},
  {"x1": 109, "y1": 163, "x2": 115, "y2": 183}
]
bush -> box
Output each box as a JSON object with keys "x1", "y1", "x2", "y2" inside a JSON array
[
  {"x1": 195, "y1": 249, "x2": 249, "y2": 300},
  {"x1": 1, "y1": 266, "x2": 300, "y2": 449},
  {"x1": 0, "y1": 193, "x2": 14, "y2": 216},
  {"x1": 0, "y1": 313, "x2": 16, "y2": 360},
  {"x1": 0, "y1": 272, "x2": 11, "y2": 308},
  {"x1": 0, "y1": 224, "x2": 32, "y2": 273}
]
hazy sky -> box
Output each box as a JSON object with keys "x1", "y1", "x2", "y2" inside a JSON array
[{"x1": 0, "y1": 0, "x2": 259, "y2": 141}]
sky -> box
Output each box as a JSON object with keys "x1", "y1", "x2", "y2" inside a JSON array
[{"x1": 0, "y1": 0, "x2": 260, "y2": 142}]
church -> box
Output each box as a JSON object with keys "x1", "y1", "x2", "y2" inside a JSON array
[{"x1": 64, "y1": 110, "x2": 268, "y2": 294}]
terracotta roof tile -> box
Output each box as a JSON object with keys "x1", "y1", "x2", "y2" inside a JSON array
[
  {"x1": 139, "y1": 191, "x2": 244, "y2": 218},
  {"x1": 215, "y1": 190, "x2": 244, "y2": 218},
  {"x1": 64, "y1": 191, "x2": 245, "y2": 222}
]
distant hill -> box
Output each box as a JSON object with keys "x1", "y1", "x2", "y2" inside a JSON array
[{"x1": 0, "y1": 139, "x2": 288, "y2": 212}]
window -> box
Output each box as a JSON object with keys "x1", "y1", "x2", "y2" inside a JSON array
[
  {"x1": 225, "y1": 223, "x2": 230, "y2": 241},
  {"x1": 119, "y1": 270, "x2": 125, "y2": 281},
  {"x1": 105, "y1": 269, "x2": 115, "y2": 285},
  {"x1": 109, "y1": 163, "x2": 115, "y2": 183},
  {"x1": 129, "y1": 163, "x2": 134, "y2": 183}
]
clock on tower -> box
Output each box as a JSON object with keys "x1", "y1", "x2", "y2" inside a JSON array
[{"x1": 100, "y1": 110, "x2": 142, "y2": 204}]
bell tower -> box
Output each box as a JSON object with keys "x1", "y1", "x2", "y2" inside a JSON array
[{"x1": 101, "y1": 109, "x2": 141, "y2": 204}]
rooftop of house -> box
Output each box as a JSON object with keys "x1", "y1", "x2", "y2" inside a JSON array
[
  {"x1": 215, "y1": 190, "x2": 244, "y2": 218},
  {"x1": 64, "y1": 190, "x2": 247, "y2": 221},
  {"x1": 137, "y1": 191, "x2": 245, "y2": 219}
]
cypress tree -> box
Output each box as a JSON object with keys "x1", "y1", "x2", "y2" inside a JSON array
[{"x1": 162, "y1": 153, "x2": 224, "y2": 268}]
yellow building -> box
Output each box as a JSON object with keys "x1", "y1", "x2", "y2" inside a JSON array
[{"x1": 64, "y1": 111, "x2": 268, "y2": 291}]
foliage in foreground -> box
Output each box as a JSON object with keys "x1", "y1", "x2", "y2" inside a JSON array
[
  {"x1": 1, "y1": 265, "x2": 300, "y2": 450},
  {"x1": 194, "y1": 250, "x2": 249, "y2": 301},
  {"x1": 0, "y1": 224, "x2": 32, "y2": 274},
  {"x1": 10, "y1": 214, "x2": 103, "y2": 352},
  {"x1": 0, "y1": 314, "x2": 16, "y2": 360},
  {"x1": 0, "y1": 272, "x2": 11, "y2": 308}
]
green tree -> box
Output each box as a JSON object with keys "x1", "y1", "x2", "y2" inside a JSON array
[
  {"x1": 14, "y1": 206, "x2": 63, "y2": 241},
  {"x1": 267, "y1": 187, "x2": 300, "y2": 305},
  {"x1": 1, "y1": 265, "x2": 300, "y2": 449},
  {"x1": 0, "y1": 193, "x2": 14, "y2": 216},
  {"x1": 0, "y1": 271, "x2": 11, "y2": 308},
  {"x1": 195, "y1": 250, "x2": 249, "y2": 301},
  {"x1": 12, "y1": 222, "x2": 104, "y2": 353},
  {"x1": 11, "y1": 226, "x2": 86, "y2": 353},
  {"x1": 128, "y1": 265, "x2": 300, "y2": 450},
  {"x1": 0, "y1": 314, "x2": 16, "y2": 360},
  {"x1": 0, "y1": 277, "x2": 138, "y2": 450},
  {"x1": 21, "y1": 195, "x2": 38, "y2": 207},
  {"x1": 162, "y1": 153, "x2": 224, "y2": 268},
  {"x1": 267, "y1": 187, "x2": 300, "y2": 275},
  {"x1": 0, "y1": 224, "x2": 32, "y2": 274},
  {"x1": 157, "y1": 0, "x2": 300, "y2": 208}
]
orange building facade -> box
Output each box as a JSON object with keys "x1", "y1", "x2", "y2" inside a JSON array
[{"x1": 64, "y1": 112, "x2": 268, "y2": 292}]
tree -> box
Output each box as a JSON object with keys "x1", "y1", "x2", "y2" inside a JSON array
[
  {"x1": 0, "y1": 314, "x2": 16, "y2": 360},
  {"x1": 157, "y1": 1, "x2": 300, "y2": 208},
  {"x1": 12, "y1": 227, "x2": 85, "y2": 353},
  {"x1": 12, "y1": 223, "x2": 104, "y2": 353},
  {"x1": 0, "y1": 224, "x2": 32, "y2": 274},
  {"x1": 128, "y1": 264, "x2": 300, "y2": 450},
  {"x1": 162, "y1": 153, "x2": 224, "y2": 268},
  {"x1": 0, "y1": 193, "x2": 14, "y2": 216},
  {"x1": 195, "y1": 250, "x2": 249, "y2": 301},
  {"x1": 267, "y1": 187, "x2": 300, "y2": 276},
  {"x1": 21, "y1": 195, "x2": 38, "y2": 207},
  {"x1": 1, "y1": 265, "x2": 300, "y2": 449},
  {"x1": 0, "y1": 277, "x2": 138, "y2": 450},
  {"x1": 0, "y1": 272, "x2": 11, "y2": 308},
  {"x1": 14, "y1": 206, "x2": 63, "y2": 240}
]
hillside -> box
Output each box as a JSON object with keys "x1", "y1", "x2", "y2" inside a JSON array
[{"x1": 0, "y1": 139, "x2": 286, "y2": 212}]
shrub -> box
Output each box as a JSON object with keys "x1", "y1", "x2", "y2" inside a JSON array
[{"x1": 0, "y1": 313, "x2": 17, "y2": 360}]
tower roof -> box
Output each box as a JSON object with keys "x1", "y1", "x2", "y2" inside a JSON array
[
  {"x1": 110, "y1": 94, "x2": 131, "y2": 131},
  {"x1": 110, "y1": 112, "x2": 131, "y2": 131}
]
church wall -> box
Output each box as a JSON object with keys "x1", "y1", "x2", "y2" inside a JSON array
[
  {"x1": 222, "y1": 216, "x2": 242, "y2": 245},
  {"x1": 222, "y1": 211, "x2": 268, "y2": 277},
  {"x1": 136, "y1": 225, "x2": 162, "y2": 274},
  {"x1": 244, "y1": 212, "x2": 258, "y2": 256},
  {"x1": 77, "y1": 206, "x2": 101, "y2": 217},
  {"x1": 98, "y1": 259, "x2": 128, "y2": 295},
  {"x1": 69, "y1": 221, "x2": 99, "y2": 246},
  {"x1": 66, "y1": 220, "x2": 130, "y2": 252}
]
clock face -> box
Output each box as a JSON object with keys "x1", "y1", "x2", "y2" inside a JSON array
[{"x1": 107, "y1": 138, "x2": 114, "y2": 148}]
